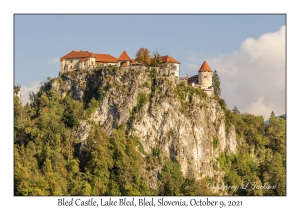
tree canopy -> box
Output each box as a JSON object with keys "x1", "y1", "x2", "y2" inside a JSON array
[
  {"x1": 135, "y1": 47, "x2": 151, "y2": 66},
  {"x1": 150, "y1": 51, "x2": 162, "y2": 67},
  {"x1": 212, "y1": 70, "x2": 221, "y2": 97}
]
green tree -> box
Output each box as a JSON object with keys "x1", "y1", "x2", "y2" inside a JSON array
[
  {"x1": 82, "y1": 127, "x2": 113, "y2": 195},
  {"x1": 265, "y1": 111, "x2": 286, "y2": 162},
  {"x1": 262, "y1": 152, "x2": 286, "y2": 195},
  {"x1": 232, "y1": 105, "x2": 240, "y2": 114},
  {"x1": 212, "y1": 70, "x2": 221, "y2": 97},
  {"x1": 180, "y1": 170, "x2": 213, "y2": 196},
  {"x1": 159, "y1": 160, "x2": 184, "y2": 196}
]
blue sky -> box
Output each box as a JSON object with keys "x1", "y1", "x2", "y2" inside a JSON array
[{"x1": 14, "y1": 14, "x2": 286, "y2": 119}]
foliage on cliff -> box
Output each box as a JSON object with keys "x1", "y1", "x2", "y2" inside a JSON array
[
  {"x1": 214, "y1": 98, "x2": 286, "y2": 196},
  {"x1": 14, "y1": 78, "x2": 213, "y2": 196},
  {"x1": 14, "y1": 68, "x2": 286, "y2": 196}
]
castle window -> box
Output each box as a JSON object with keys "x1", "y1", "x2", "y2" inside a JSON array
[
  {"x1": 204, "y1": 76, "x2": 207, "y2": 78},
  {"x1": 70, "y1": 60, "x2": 73, "y2": 63}
]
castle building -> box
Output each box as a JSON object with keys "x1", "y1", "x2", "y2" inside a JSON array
[
  {"x1": 59, "y1": 50, "x2": 180, "y2": 77},
  {"x1": 60, "y1": 50, "x2": 96, "y2": 73},
  {"x1": 160, "y1": 55, "x2": 180, "y2": 78},
  {"x1": 93, "y1": 53, "x2": 118, "y2": 66},
  {"x1": 117, "y1": 50, "x2": 131, "y2": 67},
  {"x1": 187, "y1": 61, "x2": 214, "y2": 97}
]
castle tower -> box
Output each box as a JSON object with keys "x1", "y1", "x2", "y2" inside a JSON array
[
  {"x1": 198, "y1": 61, "x2": 212, "y2": 88},
  {"x1": 117, "y1": 50, "x2": 131, "y2": 67}
]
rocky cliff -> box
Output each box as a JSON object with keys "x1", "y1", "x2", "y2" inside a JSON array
[{"x1": 52, "y1": 66, "x2": 237, "y2": 181}]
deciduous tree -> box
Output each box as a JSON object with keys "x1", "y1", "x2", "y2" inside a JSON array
[
  {"x1": 135, "y1": 47, "x2": 151, "y2": 66},
  {"x1": 150, "y1": 51, "x2": 162, "y2": 67}
]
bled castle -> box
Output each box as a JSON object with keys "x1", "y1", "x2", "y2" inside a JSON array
[{"x1": 60, "y1": 50, "x2": 214, "y2": 97}]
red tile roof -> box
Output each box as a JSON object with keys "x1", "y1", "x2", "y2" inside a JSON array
[
  {"x1": 93, "y1": 54, "x2": 118, "y2": 63},
  {"x1": 79, "y1": 58, "x2": 90, "y2": 62},
  {"x1": 60, "y1": 50, "x2": 94, "y2": 61},
  {"x1": 198, "y1": 61, "x2": 212, "y2": 72},
  {"x1": 160, "y1": 55, "x2": 180, "y2": 64},
  {"x1": 130, "y1": 59, "x2": 143, "y2": 66},
  {"x1": 61, "y1": 51, "x2": 182, "y2": 68},
  {"x1": 118, "y1": 50, "x2": 131, "y2": 61}
]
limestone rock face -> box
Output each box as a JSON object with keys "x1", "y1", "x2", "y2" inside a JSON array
[
  {"x1": 52, "y1": 72, "x2": 87, "y2": 100},
  {"x1": 226, "y1": 125, "x2": 237, "y2": 154},
  {"x1": 53, "y1": 67, "x2": 237, "y2": 179},
  {"x1": 74, "y1": 120, "x2": 91, "y2": 142}
]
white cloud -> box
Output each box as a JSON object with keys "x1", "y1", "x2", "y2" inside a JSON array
[
  {"x1": 48, "y1": 57, "x2": 60, "y2": 65},
  {"x1": 185, "y1": 26, "x2": 286, "y2": 120},
  {"x1": 20, "y1": 81, "x2": 41, "y2": 105},
  {"x1": 246, "y1": 97, "x2": 273, "y2": 118}
]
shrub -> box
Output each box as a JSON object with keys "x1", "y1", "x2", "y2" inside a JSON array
[
  {"x1": 97, "y1": 87, "x2": 105, "y2": 103},
  {"x1": 152, "y1": 147, "x2": 161, "y2": 156},
  {"x1": 213, "y1": 136, "x2": 219, "y2": 149},
  {"x1": 150, "y1": 68, "x2": 158, "y2": 79},
  {"x1": 137, "y1": 92, "x2": 147, "y2": 110},
  {"x1": 144, "y1": 82, "x2": 150, "y2": 88}
]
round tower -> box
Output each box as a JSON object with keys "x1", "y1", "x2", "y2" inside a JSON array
[{"x1": 198, "y1": 61, "x2": 212, "y2": 88}]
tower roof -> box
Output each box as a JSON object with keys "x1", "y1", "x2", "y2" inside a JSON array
[
  {"x1": 118, "y1": 50, "x2": 131, "y2": 61},
  {"x1": 198, "y1": 61, "x2": 212, "y2": 72}
]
